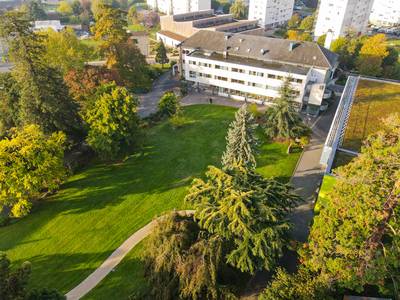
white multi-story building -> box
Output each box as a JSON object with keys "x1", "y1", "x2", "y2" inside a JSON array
[
  {"x1": 314, "y1": 0, "x2": 374, "y2": 42},
  {"x1": 147, "y1": 0, "x2": 211, "y2": 15},
  {"x1": 369, "y1": 0, "x2": 400, "y2": 27},
  {"x1": 248, "y1": 0, "x2": 295, "y2": 28},
  {"x1": 180, "y1": 31, "x2": 338, "y2": 112}
]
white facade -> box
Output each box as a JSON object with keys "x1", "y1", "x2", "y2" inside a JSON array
[
  {"x1": 314, "y1": 0, "x2": 374, "y2": 41},
  {"x1": 248, "y1": 0, "x2": 295, "y2": 28},
  {"x1": 147, "y1": 0, "x2": 211, "y2": 15},
  {"x1": 34, "y1": 20, "x2": 65, "y2": 32},
  {"x1": 369, "y1": 0, "x2": 400, "y2": 26},
  {"x1": 182, "y1": 55, "x2": 332, "y2": 106}
]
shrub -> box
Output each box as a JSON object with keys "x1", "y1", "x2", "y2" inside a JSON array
[{"x1": 158, "y1": 92, "x2": 180, "y2": 117}]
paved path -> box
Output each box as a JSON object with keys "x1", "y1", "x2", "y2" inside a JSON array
[
  {"x1": 289, "y1": 98, "x2": 339, "y2": 242},
  {"x1": 138, "y1": 71, "x2": 180, "y2": 118},
  {"x1": 66, "y1": 210, "x2": 195, "y2": 300}
]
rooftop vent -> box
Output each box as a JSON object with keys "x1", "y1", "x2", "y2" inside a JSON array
[
  {"x1": 235, "y1": 46, "x2": 240, "y2": 51},
  {"x1": 239, "y1": 38, "x2": 244, "y2": 43},
  {"x1": 247, "y1": 48, "x2": 251, "y2": 53},
  {"x1": 260, "y1": 48, "x2": 268, "y2": 55},
  {"x1": 224, "y1": 34, "x2": 233, "y2": 40},
  {"x1": 289, "y1": 42, "x2": 298, "y2": 52}
]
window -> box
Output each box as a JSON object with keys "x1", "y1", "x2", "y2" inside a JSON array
[
  {"x1": 189, "y1": 61, "x2": 197, "y2": 65},
  {"x1": 215, "y1": 65, "x2": 228, "y2": 71},
  {"x1": 199, "y1": 73, "x2": 212, "y2": 78},
  {"x1": 268, "y1": 74, "x2": 276, "y2": 79},
  {"x1": 189, "y1": 71, "x2": 196, "y2": 78},
  {"x1": 248, "y1": 82, "x2": 264, "y2": 88},
  {"x1": 232, "y1": 79, "x2": 245, "y2": 85},
  {"x1": 277, "y1": 75, "x2": 284, "y2": 80},
  {"x1": 215, "y1": 75, "x2": 228, "y2": 81},
  {"x1": 232, "y1": 67, "x2": 245, "y2": 73},
  {"x1": 199, "y1": 62, "x2": 212, "y2": 68}
]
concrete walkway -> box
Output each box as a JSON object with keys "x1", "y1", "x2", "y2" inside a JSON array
[
  {"x1": 138, "y1": 71, "x2": 180, "y2": 118},
  {"x1": 65, "y1": 210, "x2": 194, "y2": 300}
]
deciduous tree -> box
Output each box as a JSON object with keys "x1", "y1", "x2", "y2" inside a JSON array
[
  {"x1": 302, "y1": 114, "x2": 400, "y2": 296},
  {"x1": 84, "y1": 83, "x2": 139, "y2": 159},
  {"x1": 158, "y1": 92, "x2": 179, "y2": 117},
  {"x1": 42, "y1": 28, "x2": 92, "y2": 74},
  {"x1": 91, "y1": 4, "x2": 128, "y2": 67},
  {"x1": 356, "y1": 34, "x2": 389, "y2": 76},
  {"x1": 229, "y1": 0, "x2": 247, "y2": 19},
  {"x1": 299, "y1": 15, "x2": 314, "y2": 31},
  {"x1": 0, "y1": 125, "x2": 67, "y2": 217}
]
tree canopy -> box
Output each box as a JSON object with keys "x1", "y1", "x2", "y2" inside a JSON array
[
  {"x1": 0, "y1": 125, "x2": 67, "y2": 217},
  {"x1": 84, "y1": 83, "x2": 140, "y2": 159},
  {"x1": 0, "y1": 11, "x2": 82, "y2": 138},
  {"x1": 229, "y1": 0, "x2": 247, "y2": 19},
  {"x1": 302, "y1": 114, "x2": 400, "y2": 296},
  {"x1": 185, "y1": 165, "x2": 299, "y2": 274}
]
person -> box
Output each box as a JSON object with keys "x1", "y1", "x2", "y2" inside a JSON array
[{"x1": 209, "y1": 98, "x2": 213, "y2": 104}]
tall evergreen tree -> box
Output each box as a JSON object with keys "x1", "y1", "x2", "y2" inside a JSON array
[
  {"x1": 264, "y1": 77, "x2": 308, "y2": 141},
  {"x1": 0, "y1": 11, "x2": 81, "y2": 137},
  {"x1": 185, "y1": 165, "x2": 299, "y2": 274},
  {"x1": 221, "y1": 105, "x2": 258, "y2": 171},
  {"x1": 155, "y1": 40, "x2": 169, "y2": 68}
]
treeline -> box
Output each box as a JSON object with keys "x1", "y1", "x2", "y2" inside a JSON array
[{"x1": 0, "y1": 5, "x2": 152, "y2": 219}]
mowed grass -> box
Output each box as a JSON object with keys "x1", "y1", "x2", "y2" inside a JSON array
[
  {"x1": 342, "y1": 79, "x2": 400, "y2": 152},
  {"x1": 0, "y1": 105, "x2": 300, "y2": 295}
]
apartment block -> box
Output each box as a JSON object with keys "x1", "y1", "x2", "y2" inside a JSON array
[
  {"x1": 248, "y1": 0, "x2": 295, "y2": 28},
  {"x1": 180, "y1": 31, "x2": 338, "y2": 112},
  {"x1": 369, "y1": 0, "x2": 400, "y2": 27},
  {"x1": 147, "y1": 0, "x2": 211, "y2": 15},
  {"x1": 314, "y1": 0, "x2": 374, "y2": 41},
  {"x1": 157, "y1": 10, "x2": 263, "y2": 47}
]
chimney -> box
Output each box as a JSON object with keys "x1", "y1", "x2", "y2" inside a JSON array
[{"x1": 289, "y1": 42, "x2": 296, "y2": 52}]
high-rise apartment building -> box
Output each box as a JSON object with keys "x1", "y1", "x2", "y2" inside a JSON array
[
  {"x1": 248, "y1": 0, "x2": 295, "y2": 28},
  {"x1": 369, "y1": 0, "x2": 400, "y2": 26},
  {"x1": 314, "y1": 0, "x2": 374, "y2": 41},
  {"x1": 147, "y1": 0, "x2": 211, "y2": 15}
]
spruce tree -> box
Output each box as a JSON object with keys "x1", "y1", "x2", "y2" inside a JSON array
[
  {"x1": 264, "y1": 77, "x2": 308, "y2": 141},
  {"x1": 155, "y1": 40, "x2": 169, "y2": 68},
  {"x1": 221, "y1": 104, "x2": 258, "y2": 171}
]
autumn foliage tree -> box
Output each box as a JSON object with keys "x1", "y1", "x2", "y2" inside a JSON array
[
  {"x1": 0, "y1": 125, "x2": 67, "y2": 217},
  {"x1": 302, "y1": 114, "x2": 400, "y2": 297},
  {"x1": 83, "y1": 83, "x2": 140, "y2": 159},
  {"x1": 356, "y1": 34, "x2": 389, "y2": 76}
]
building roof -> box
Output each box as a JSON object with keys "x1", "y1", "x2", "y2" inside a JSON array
[
  {"x1": 158, "y1": 30, "x2": 186, "y2": 42},
  {"x1": 181, "y1": 31, "x2": 339, "y2": 70}
]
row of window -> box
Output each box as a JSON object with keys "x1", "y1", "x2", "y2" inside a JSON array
[
  {"x1": 189, "y1": 72, "x2": 300, "y2": 96},
  {"x1": 187, "y1": 60, "x2": 303, "y2": 83}
]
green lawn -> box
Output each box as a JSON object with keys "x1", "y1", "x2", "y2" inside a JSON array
[
  {"x1": 342, "y1": 79, "x2": 400, "y2": 152},
  {"x1": 0, "y1": 105, "x2": 300, "y2": 295}
]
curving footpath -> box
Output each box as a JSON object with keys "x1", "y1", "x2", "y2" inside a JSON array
[{"x1": 66, "y1": 210, "x2": 195, "y2": 300}]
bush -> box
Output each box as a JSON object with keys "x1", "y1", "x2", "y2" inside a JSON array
[
  {"x1": 248, "y1": 103, "x2": 262, "y2": 118},
  {"x1": 158, "y1": 92, "x2": 180, "y2": 117}
]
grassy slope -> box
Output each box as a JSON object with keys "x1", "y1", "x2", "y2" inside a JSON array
[
  {"x1": 342, "y1": 79, "x2": 400, "y2": 152},
  {"x1": 0, "y1": 105, "x2": 300, "y2": 295},
  {"x1": 314, "y1": 175, "x2": 336, "y2": 214}
]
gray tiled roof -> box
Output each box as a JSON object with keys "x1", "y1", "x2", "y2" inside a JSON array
[{"x1": 181, "y1": 31, "x2": 339, "y2": 69}]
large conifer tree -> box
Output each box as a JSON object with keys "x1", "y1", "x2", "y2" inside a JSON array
[
  {"x1": 221, "y1": 105, "x2": 258, "y2": 171},
  {"x1": 0, "y1": 11, "x2": 81, "y2": 138}
]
